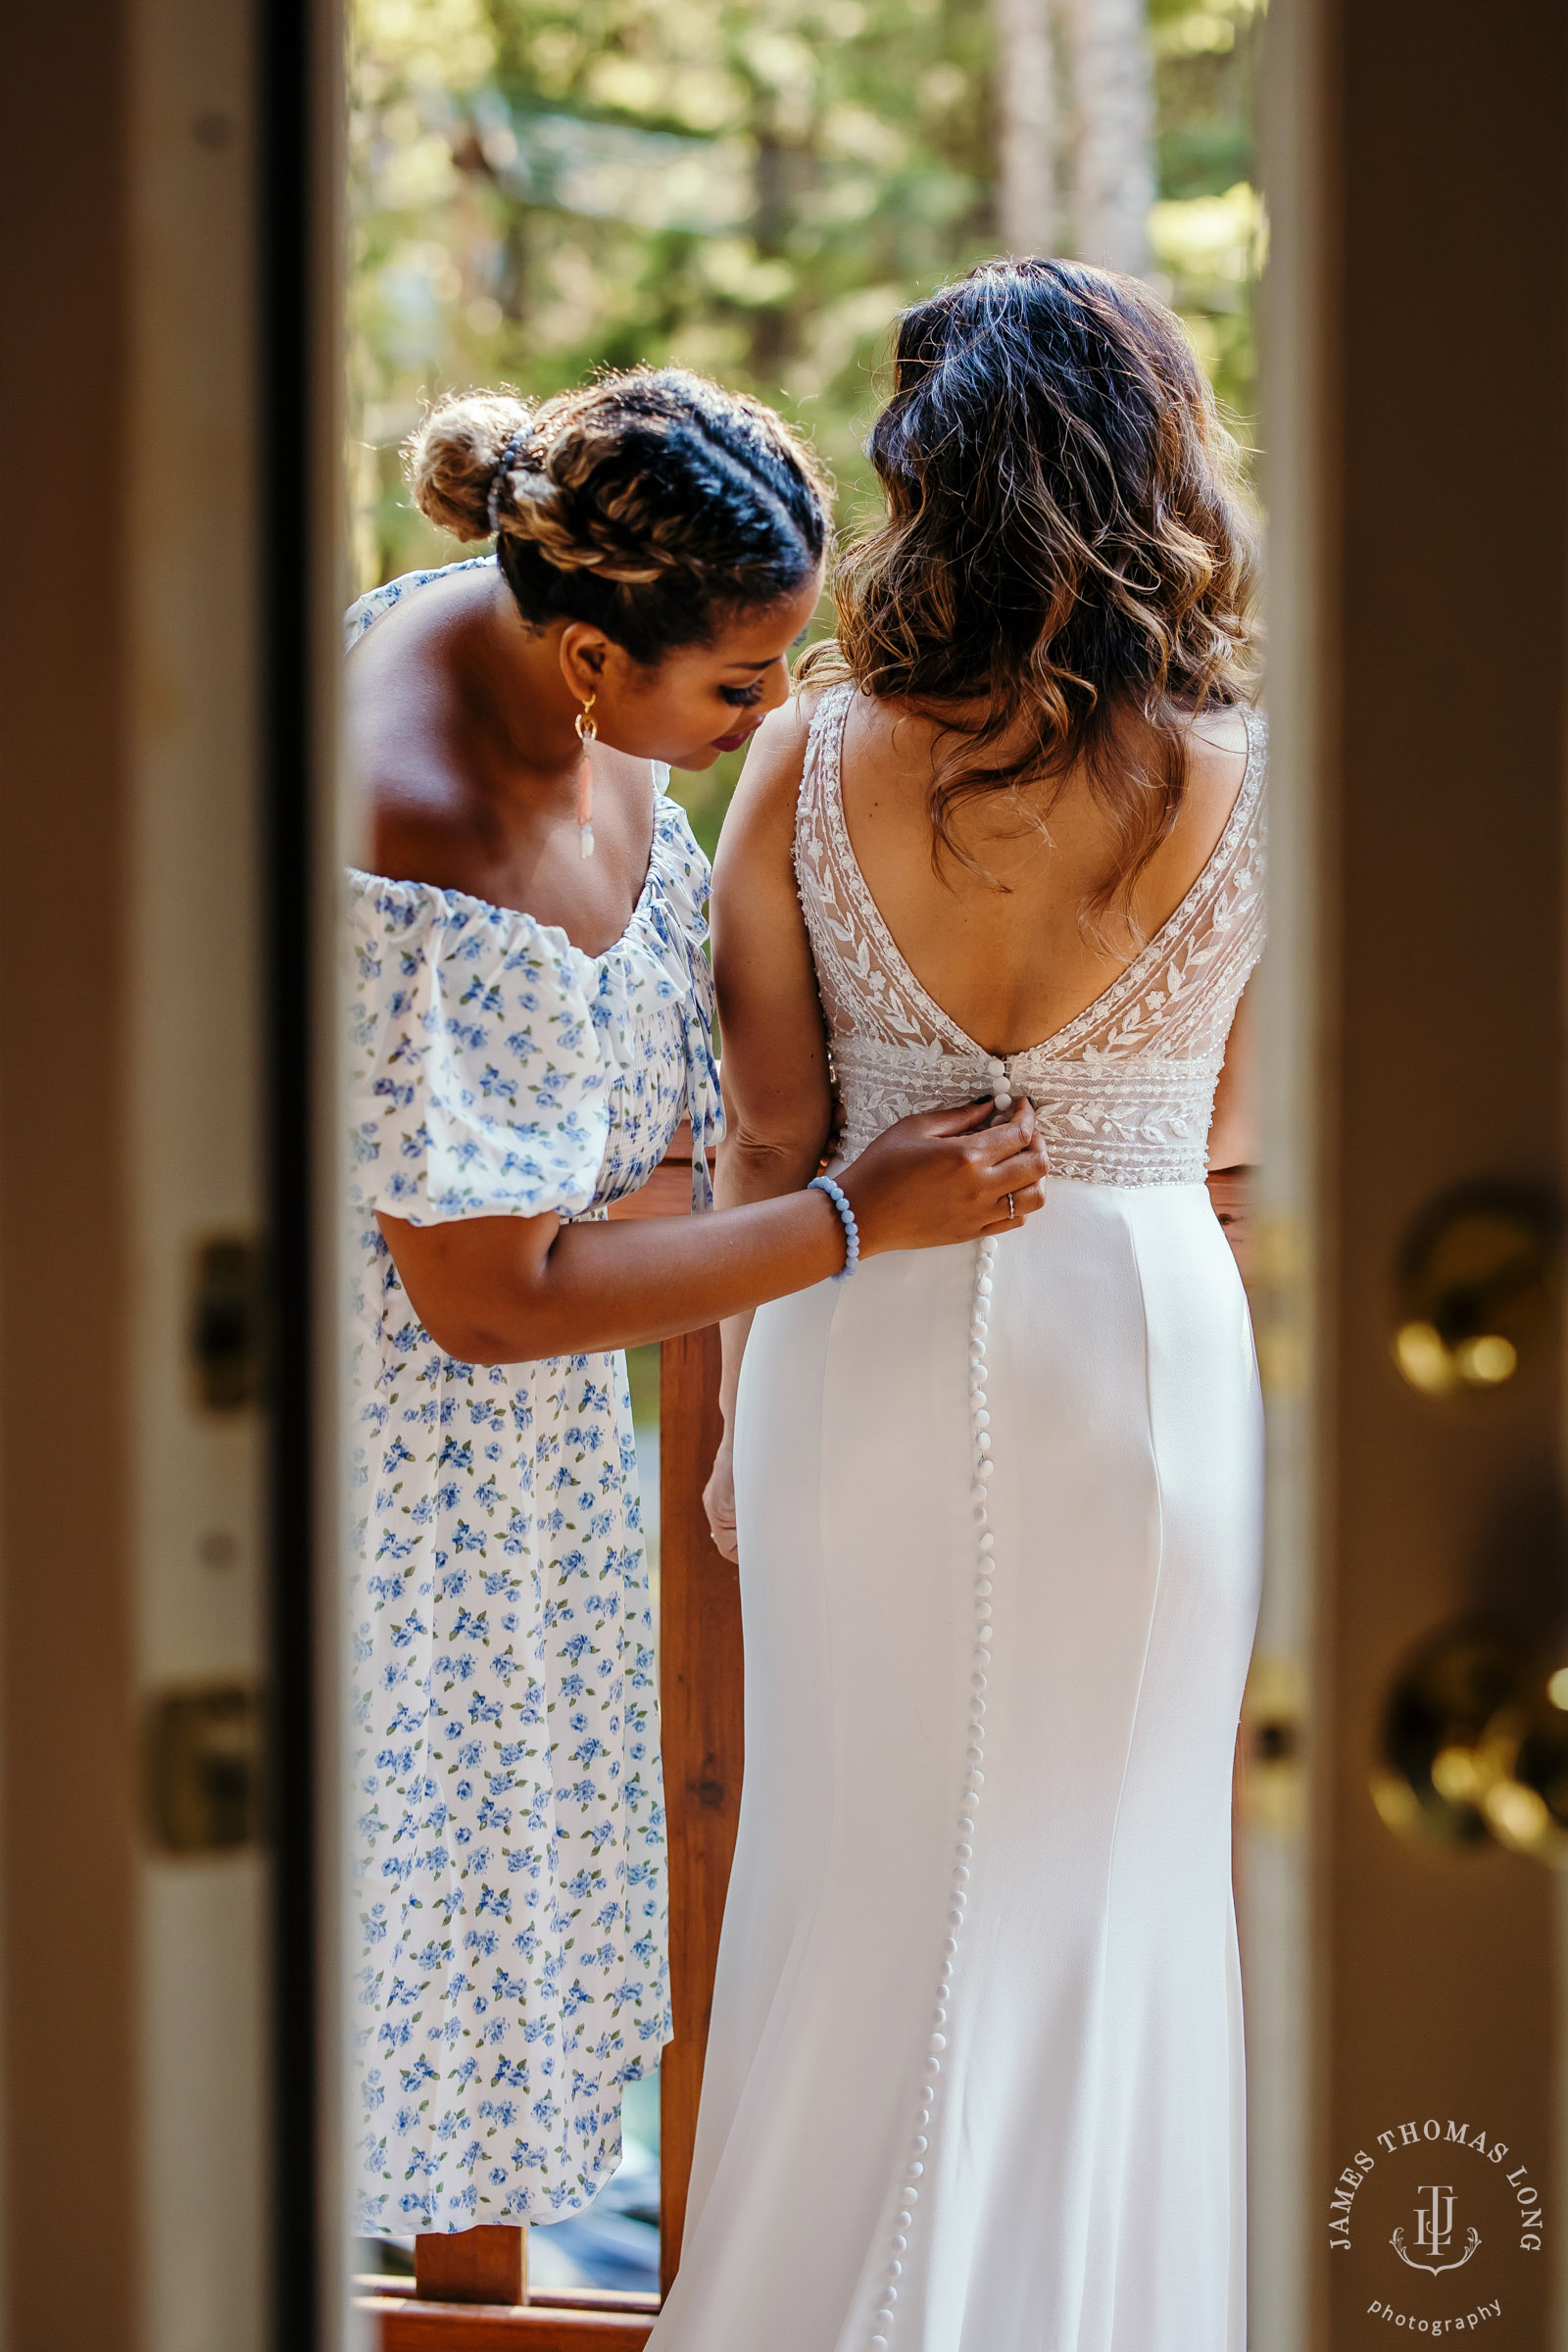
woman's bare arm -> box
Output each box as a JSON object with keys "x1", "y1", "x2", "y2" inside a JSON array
[
  {"x1": 713, "y1": 696, "x2": 837, "y2": 1375},
  {"x1": 1206, "y1": 976, "x2": 1257, "y2": 1172},
  {"x1": 695, "y1": 700, "x2": 840, "y2": 1551},
  {"x1": 377, "y1": 1086, "x2": 1040, "y2": 1366}
]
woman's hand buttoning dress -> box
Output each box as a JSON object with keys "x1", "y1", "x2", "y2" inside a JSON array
[{"x1": 659, "y1": 262, "x2": 1266, "y2": 2352}]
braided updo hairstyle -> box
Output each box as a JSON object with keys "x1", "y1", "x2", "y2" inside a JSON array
[{"x1": 407, "y1": 368, "x2": 832, "y2": 665}]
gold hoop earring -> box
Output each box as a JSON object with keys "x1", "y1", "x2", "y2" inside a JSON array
[{"x1": 574, "y1": 693, "x2": 598, "y2": 860}]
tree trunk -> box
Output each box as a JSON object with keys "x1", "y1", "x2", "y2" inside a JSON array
[
  {"x1": 749, "y1": 120, "x2": 792, "y2": 379},
  {"x1": 1063, "y1": 0, "x2": 1153, "y2": 276},
  {"x1": 995, "y1": 0, "x2": 1058, "y2": 256}
]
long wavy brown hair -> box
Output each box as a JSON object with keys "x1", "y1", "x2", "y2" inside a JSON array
[{"x1": 798, "y1": 258, "x2": 1258, "y2": 934}]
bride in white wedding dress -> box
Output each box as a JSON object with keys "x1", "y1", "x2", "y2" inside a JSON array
[{"x1": 649, "y1": 261, "x2": 1265, "y2": 2351}]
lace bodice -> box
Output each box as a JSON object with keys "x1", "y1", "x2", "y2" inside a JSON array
[{"x1": 793, "y1": 684, "x2": 1266, "y2": 1185}]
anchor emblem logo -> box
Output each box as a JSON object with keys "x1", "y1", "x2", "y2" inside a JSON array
[{"x1": 1391, "y1": 2183, "x2": 1481, "y2": 2277}]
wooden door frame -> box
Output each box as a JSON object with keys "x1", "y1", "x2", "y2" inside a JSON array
[
  {"x1": 0, "y1": 0, "x2": 140, "y2": 2337},
  {"x1": 259, "y1": 0, "x2": 349, "y2": 2323},
  {"x1": 1252, "y1": 6, "x2": 1568, "y2": 2347}
]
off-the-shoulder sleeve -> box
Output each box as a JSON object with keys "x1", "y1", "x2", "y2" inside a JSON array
[{"x1": 346, "y1": 871, "x2": 611, "y2": 1224}]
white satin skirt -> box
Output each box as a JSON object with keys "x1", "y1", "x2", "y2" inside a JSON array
[{"x1": 648, "y1": 1179, "x2": 1261, "y2": 2352}]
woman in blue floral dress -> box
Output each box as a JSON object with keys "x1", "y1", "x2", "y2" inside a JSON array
[{"x1": 345, "y1": 369, "x2": 1049, "y2": 2255}]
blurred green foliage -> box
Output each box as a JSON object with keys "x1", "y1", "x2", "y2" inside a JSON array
[
  {"x1": 350, "y1": 0, "x2": 1264, "y2": 855},
  {"x1": 1149, "y1": 0, "x2": 1265, "y2": 430}
]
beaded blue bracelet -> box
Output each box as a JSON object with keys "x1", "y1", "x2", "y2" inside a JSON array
[{"x1": 808, "y1": 1173, "x2": 860, "y2": 1279}]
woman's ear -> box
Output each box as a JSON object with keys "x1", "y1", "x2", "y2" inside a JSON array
[{"x1": 558, "y1": 624, "x2": 613, "y2": 703}]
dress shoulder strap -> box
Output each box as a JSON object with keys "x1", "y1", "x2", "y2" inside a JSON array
[
  {"x1": 795, "y1": 681, "x2": 854, "y2": 808},
  {"x1": 790, "y1": 680, "x2": 954, "y2": 1054},
  {"x1": 792, "y1": 681, "x2": 855, "y2": 880}
]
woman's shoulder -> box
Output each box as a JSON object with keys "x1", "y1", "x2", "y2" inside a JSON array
[
  {"x1": 1185, "y1": 700, "x2": 1256, "y2": 763},
  {"x1": 347, "y1": 565, "x2": 505, "y2": 870},
  {"x1": 718, "y1": 679, "x2": 852, "y2": 838},
  {"x1": 1183, "y1": 693, "x2": 1250, "y2": 765},
  {"x1": 344, "y1": 556, "x2": 496, "y2": 652},
  {"x1": 361, "y1": 755, "x2": 487, "y2": 895},
  {"x1": 712, "y1": 699, "x2": 814, "y2": 870},
  {"x1": 1179, "y1": 701, "x2": 1266, "y2": 837},
  {"x1": 1124, "y1": 702, "x2": 1263, "y2": 930}
]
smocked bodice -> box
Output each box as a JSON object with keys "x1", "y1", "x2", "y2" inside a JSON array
[{"x1": 793, "y1": 684, "x2": 1266, "y2": 1185}]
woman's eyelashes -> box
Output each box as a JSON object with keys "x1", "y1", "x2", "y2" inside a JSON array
[{"x1": 717, "y1": 681, "x2": 767, "y2": 709}]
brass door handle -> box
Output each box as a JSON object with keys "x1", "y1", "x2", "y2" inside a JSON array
[
  {"x1": 1373, "y1": 1621, "x2": 1568, "y2": 1865},
  {"x1": 1392, "y1": 1183, "x2": 1558, "y2": 1396}
]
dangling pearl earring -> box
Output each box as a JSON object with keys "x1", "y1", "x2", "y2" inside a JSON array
[{"x1": 574, "y1": 693, "x2": 598, "y2": 860}]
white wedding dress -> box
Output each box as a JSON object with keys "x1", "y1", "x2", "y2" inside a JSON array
[{"x1": 650, "y1": 685, "x2": 1266, "y2": 2352}]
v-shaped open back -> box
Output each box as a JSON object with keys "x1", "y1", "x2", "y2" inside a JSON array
[{"x1": 793, "y1": 682, "x2": 1267, "y2": 1184}]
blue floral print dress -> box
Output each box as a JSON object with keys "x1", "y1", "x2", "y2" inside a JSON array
[{"x1": 345, "y1": 564, "x2": 720, "y2": 2236}]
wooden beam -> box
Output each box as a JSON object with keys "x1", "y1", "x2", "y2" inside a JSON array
[
  {"x1": 657, "y1": 1324, "x2": 742, "y2": 2292},
  {"x1": 361, "y1": 2296, "x2": 652, "y2": 2350},
  {"x1": 415, "y1": 2227, "x2": 527, "y2": 2306}
]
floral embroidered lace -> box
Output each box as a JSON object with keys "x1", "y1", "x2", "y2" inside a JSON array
[{"x1": 793, "y1": 683, "x2": 1267, "y2": 1185}]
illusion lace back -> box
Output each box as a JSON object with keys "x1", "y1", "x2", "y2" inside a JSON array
[{"x1": 794, "y1": 682, "x2": 1267, "y2": 1183}]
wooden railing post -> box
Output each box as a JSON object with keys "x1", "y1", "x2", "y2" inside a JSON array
[
  {"x1": 609, "y1": 1126, "x2": 746, "y2": 2290},
  {"x1": 414, "y1": 2228, "x2": 527, "y2": 2307},
  {"x1": 656, "y1": 1325, "x2": 743, "y2": 2294}
]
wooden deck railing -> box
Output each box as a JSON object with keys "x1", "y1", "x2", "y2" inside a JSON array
[{"x1": 356, "y1": 1144, "x2": 1250, "y2": 2345}]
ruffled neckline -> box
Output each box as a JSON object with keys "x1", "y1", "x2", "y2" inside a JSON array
[
  {"x1": 347, "y1": 790, "x2": 690, "y2": 976},
  {"x1": 348, "y1": 795, "x2": 722, "y2": 1208}
]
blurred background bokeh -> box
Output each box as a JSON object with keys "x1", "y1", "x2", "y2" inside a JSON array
[{"x1": 348, "y1": 0, "x2": 1264, "y2": 857}]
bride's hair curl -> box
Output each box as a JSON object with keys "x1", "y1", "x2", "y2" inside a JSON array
[
  {"x1": 407, "y1": 368, "x2": 831, "y2": 666},
  {"x1": 798, "y1": 259, "x2": 1258, "y2": 932}
]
